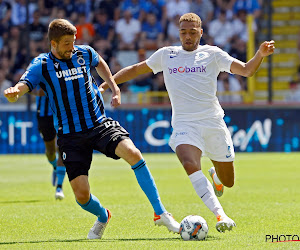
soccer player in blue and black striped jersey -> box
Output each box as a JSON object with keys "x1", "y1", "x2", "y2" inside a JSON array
[
  {"x1": 35, "y1": 92, "x2": 66, "y2": 200},
  {"x1": 4, "y1": 19, "x2": 179, "y2": 239}
]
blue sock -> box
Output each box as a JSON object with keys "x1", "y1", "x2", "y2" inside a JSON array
[
  {"x1": 49, "y1": 158, "x2": 57, "y2": 170},
  {"x1": 56, "y1": 166, "x2": 66, "y2": 189},
  {"x1": 131, "y1": 159, "x2": 166, "y2": 215},
  {"x1": 77, "y1": 194, "x2": 108, "y2": 223}
]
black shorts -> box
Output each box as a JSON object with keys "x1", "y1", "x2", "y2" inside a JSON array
[
  {"x1": 57, "y1": 117, "x2": 130, "y2": 181},
  {"x1": 37, "y1": 115, "x2": 56, "y2": 142}
]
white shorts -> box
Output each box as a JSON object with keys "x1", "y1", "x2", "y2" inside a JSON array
[{"x1": 169, "y1": 118, "x2": 235, "y2": 162}]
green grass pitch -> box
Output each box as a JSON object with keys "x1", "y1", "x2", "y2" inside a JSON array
[{"x1": 0, "y1": 153, "x2": 299, "y2": 249}]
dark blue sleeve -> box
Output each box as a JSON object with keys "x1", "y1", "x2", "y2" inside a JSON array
[{"x1": 19, "y1": 58, "x2": 42, "y2": 92}]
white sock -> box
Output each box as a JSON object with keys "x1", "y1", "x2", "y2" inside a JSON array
[
  {"x1": 213, "y1": 172, "x2": 222, "y2": 185},
  {"x1": 189, "y1": 170, "x2": 226, "y2": 218}
]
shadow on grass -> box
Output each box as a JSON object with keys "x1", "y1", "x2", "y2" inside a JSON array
[
  {"x1": 0, "y1": 200, "x2": 44, "y2": 204},
  {"x1": 0, "y1": 235, "x2": 220, "y2": 245}
]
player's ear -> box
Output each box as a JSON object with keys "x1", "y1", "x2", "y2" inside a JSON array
[{"x1": 50, "y1": 40, "x2": 57, "y2": 48}]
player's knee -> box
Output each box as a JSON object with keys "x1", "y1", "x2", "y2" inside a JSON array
[
  {"x1": 223, "y1": 178, "x2": 234, "y2": 188},
  {"x1": 127, "y1": 146, "x2": 142, "y2": 161},
  {"x1": 182, "y1": 160, "x2": 199, "y2": 174},
  {"x1": 74, "y1": 189, "x2": 90, "y2": 204}
]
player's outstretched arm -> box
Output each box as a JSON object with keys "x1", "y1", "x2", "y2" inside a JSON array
[
  {"x1": 99, "y1": 61, "x2": 153, "y2": 93},
  {"x1": 4, "y1": 82, "x2": 29, "y2": 102},
  {"x1": 230, "y1": 40, "x2": 275, "y2": 77}
]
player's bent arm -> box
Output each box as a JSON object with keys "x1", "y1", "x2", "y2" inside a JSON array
[
  {"x1": 95, "y1": 55, "x2": 121, "y2": 107},
  {"x1": 3, "y1": 82, "x2": 29, "y2": 102},
  {"x1": 99, "y1": 61, "x2": 153, "y2": 91},
  {"x1": 230, "y1": 40, "x2": 275, "y2": 77}
]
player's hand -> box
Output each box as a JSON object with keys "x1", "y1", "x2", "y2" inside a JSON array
[
  {"x1": 99, "y1": 82, "x2": 108, "y2": 94},
  {"x1": 111, "y1": 89, "x2": 121, "y2": 108},
  {"x1": 258, "y1": 40, "x2": 275, "y2": 57},
  {"x1": 4, "y1": 87, "x2": 20, "y2": 102}
]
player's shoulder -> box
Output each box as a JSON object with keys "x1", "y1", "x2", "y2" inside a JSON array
[
  {"x1": 200, "y1": 44, "x2": 223, "y2": 53},
  {"x1": 27, "y1": 53, "x2": 49, "y2": 69},
  {"x1": 74, "y1": 45, "x2": 95, "y2": 53}
]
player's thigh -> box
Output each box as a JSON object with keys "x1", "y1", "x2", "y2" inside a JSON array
[
  {"x1": 115, "y1": 138, "x2": 142, "y2": 165},
  {"x1": 203, "y1": 125, "x2": 235, "y2": 162},
  {"x1": 57, "y1": 134, "x2": 92, "y2": 182},
  {"x1": 93, "y1": 118, "x2": 130, "y2": 160},
  {"x1": 176, "y1": 144, "x2": 202, "y2": 175},
  {"x1": 37, "y1": 115, "x2": 56, "y2": 142}
]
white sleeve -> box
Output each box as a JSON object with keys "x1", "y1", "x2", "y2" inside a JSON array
[
  {"x1": 214, "y1": 47, "x2": 236, "y2": 73},
  {"x1": 145, "y1": 47, "x2": 165, "y2": 74}
]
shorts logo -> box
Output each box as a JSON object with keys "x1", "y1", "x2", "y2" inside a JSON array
[
  {"x1": 175, "y1": 132, "x2": 187, "y2": 137},
  {"x1": 226, "y1": 145, "x2": 231, "y2": 158},
  {"x1": 62, "y1": 152, "x2": 66, "y2": 160}
]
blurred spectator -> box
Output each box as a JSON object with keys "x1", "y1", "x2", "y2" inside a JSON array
[
  {"x1": 139, "y1": 12, "x2": 164, "y2": 50},
  {"x1": 116, "y1": 0, "x2": 147, "y2": 21},
  {"x1": 217, "y1": 72, "x2": 242, "y2": 103},
  {"x1": 167, "y1": 14, "x2": 181, "y2": 45},
  {"x1": 215, "y1": 0, "x2": 235, "y2": 20},
  {"x1": 233, "y1": 0, "x2": 261, "y2": 19},
  {"x1": 75, "y1": 13, "x2": 95, "y2": 45},
  {"x1": 0, "y1": 67, "x2": 12, "y2": 103},
  {"x1": 29, "y1": 10, "x2": 47, "y2": 43},
  {"x1": 190, "y1": 0, "x2": 214, "y2": 29},
  {"x1": 129, "y1": 49, "x2": 153, "y2": 92},
  {"x1": 286, "y1": 67, "x2": 300, "y2": 102},
  {"x1": 57, "y1": 0, "x2": 75, "y2": 17},
  {"x1": 94, "y1": 0, "x2": 121, "y2": 21},
  {"x1": 232, "y1": 9, "x2": 257, "y2": 42},
  {"x1": 11, "y1": 0, "x2": 37, "y2": 27},
  {"x1": 166, "y1": 0, "x2": 190, "y2": 21},
  {"x1": 150, "y1": 73, "x2": 169, "y2": 103},
  {"x1": 93, "y1": 10, "x2": 115, "y2": 44},
  {"x1": 229, "y1": 37, "x2": 246, "y2": 62},
  {"x1": 208, "y1": 10, "x2": 233, "y2": 51},
  {"x1": 143, "y1": 0, "x2": 166, "y2": 23},
  {"x1": 73, "y1": 0, "x2": 88, "y2": 15},
  {"x1": 115, "y1": 10, "x2": 141, "y2": 50},
  {"x1": 0, "y1": 0, "x2": 12, "y2": 29}
]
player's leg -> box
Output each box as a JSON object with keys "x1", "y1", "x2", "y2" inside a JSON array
[
  {"x1": 38, "y1": 115, "x2": 57, "y2": 186},
  {"x1": 176, "y1": 144, "x2": 235, "y2": 232},
  {"x1": 55, "y1": 151, "x2": 66, "y2": 200},
  {"x1": 210, "y1": 160, "x2": 234, "y2": 188},
  {"x1": 115, "y1": 138, "x2": 180, "y2": 233},
  {"x1": 58, "y1": 134, "x2": 110, "y2": 239}
]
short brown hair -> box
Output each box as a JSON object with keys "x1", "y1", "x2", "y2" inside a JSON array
[
  {"x1": 179, "y1": 13, "x2": 202, "y2": 27},
  {"x1": 48, "y1": 19, "x2": 77, "y2": 42}
]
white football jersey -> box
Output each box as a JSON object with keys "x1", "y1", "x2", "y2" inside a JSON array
[{"x1": 146, "y1": 45, "x2": 236, "y2": 127}]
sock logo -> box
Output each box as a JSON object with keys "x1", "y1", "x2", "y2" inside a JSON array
[{"x1": 62, "y1": 152, "x2": 66, "y2": 160}]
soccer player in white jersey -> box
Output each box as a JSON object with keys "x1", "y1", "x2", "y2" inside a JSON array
[{"x1": 100, "y1": 13, "x2": 275, "y2": 233}]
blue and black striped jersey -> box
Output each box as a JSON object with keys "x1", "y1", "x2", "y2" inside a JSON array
[
  {"x1": 20, "y1": 45, "x2": 106, "y2": 135},
  {"x1": 36, "y1": 94, "x2": 53, "y2": 117}
]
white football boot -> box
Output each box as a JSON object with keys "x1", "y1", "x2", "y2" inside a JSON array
[
  {"x1": 154, "y1": 212, "x2": 180, "y2": 233},
  {"x1": 87, "y1": 209, "x2": 111, "y2": 239},
  {"x1": 216, "y1": 215, "x2": 236, "y2": 233},
  {"x1": 55, "y1": 188, "x2": 64, "y2": 200},
  {"x1": 208, "y1": 167, "x2": 224, "y2": 197}
]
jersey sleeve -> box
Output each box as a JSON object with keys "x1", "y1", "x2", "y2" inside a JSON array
[
  {"x1": 19, "y1": 58, "x2": 42, "y2": 92},
  {"x1": 86, "y1": 45, "x2": 100, "y2": 67},
  {"x1": 213, "y1": 47, "x2": 236, "y2": 74},
  {"x1": 146, "y1": 47, "x2": 166, "y2": 74}
]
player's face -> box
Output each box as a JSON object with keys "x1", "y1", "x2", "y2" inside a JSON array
[
  {"x1": 53, "y1": 35, "x2": 75, "y2": 59},
  {"x1": 179, "y1": 21, "x2": 202, "y2": 51}
]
